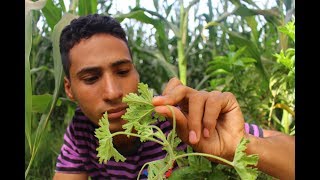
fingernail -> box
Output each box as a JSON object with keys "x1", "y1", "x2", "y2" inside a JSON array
[
  {"x1": 152, "y1": 96, "x2": 163, "y2": 102},
  {"x1": 189, "y1": 131, "x2": 197, "y2": 144},
  {"x1": 203, "y1": 128, "x2": 210, "y2": 138}
]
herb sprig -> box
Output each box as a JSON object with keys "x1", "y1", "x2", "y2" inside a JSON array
[{"x1": 95, "y1": 82, "x2": 259, "y2": 180}]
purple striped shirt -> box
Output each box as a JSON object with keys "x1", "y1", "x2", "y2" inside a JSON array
[{"x1": 55, "y1": 107, "x2": 263, "y2": 179}]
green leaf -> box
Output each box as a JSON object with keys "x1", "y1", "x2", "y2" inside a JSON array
[
  {"x1": 121, "y1": 83, "x2": 162, "y2": 134},
  {"x1": 25, "y1": 0, "x2": 47, "y2": 177},
  {"x1": 42, "y1": 0, "x2": 62, "y2": 30},
  {"x1": 245, "y1": 16, "x2": 259, "y2": 43},
  {"x1": 115, "y1": 9, "x2": 171, "y2": 62},
  {"x1": 25, "y1": 0, "x2": 47, "y2": 150},
  {"x1": 25, "y1": 0, "x2": 47, "y2": 16},
  {"x1": 226, "y1": 30, "x2": 269, "y2": 88},
  {"x1": 148, "y1": 158, "x2": 167, "y2": 179},
  {"x1": 208, "y1": 69, "x2": 231, "y2": 77},
  {"x1": 32, "y1": 13, "x2": 77, "y2": 175},
  {"x1": 233, "y1": 138, "x2": 259, "y2": 180},
  {"x1": 32, "y1": 94, "x2": 62, "y2": 113},
  {"x1": 58, "y1": 0, "x2": 66, "y2": 12},
  {"x1": 78, "y1": 0, "x2": 97, "y2": 16},
  {"x1": 234, "y1": 5, "x2": 257, "y2": 17},
  {"x1": 135, "y1": 125, "x2": 155, "y2": 142},
  {"x1": 95, "y1": 112, "x2": 126, "y2": 163},
  {"x1": 278, "y1": 20, "x2": 295, "y2": 42},
  {"x1": 240, "y1": 57, "x2": 257, "y2": 64},
  {"x1": 138, "y1": 83, "x2": 153, "y2": 102}
]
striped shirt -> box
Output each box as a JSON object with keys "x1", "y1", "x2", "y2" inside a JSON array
[{"x1": 55, "y1": 107, "x2": 263, "y2": 179}]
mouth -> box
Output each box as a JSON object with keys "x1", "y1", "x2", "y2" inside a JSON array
[{"x1": 102, "y1": 106, "x2": 128, "y2": 121}]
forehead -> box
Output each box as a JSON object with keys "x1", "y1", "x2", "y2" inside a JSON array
[{"x1": 68, "y1": 34, "x2": 131, "y2": 73}]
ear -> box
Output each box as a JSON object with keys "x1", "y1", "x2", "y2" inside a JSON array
[{"x1": 64, "y1": 77, "x2": 75, "y2": 101}]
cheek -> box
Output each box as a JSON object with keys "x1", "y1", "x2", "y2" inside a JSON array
[
  {"x1": 127, "y1": 74, "x2": 139, "y2": 92},
  {"x1": 71, "y1": 84, "x2": 100, "y2": 108},
  {"x1": 76, "y1": 94, "x2": 100, "y2": 123}
]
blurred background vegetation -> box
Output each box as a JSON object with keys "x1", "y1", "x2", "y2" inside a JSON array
[{"x1": 25, "y1": 0, "x2": 295, "y2": 179}]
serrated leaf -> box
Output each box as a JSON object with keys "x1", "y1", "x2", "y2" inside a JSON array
[
  {"x1": 137, "y1": 83, "x2": 153, "y2": 102},
  {"x1": 95, "y1": 112, "x2": 126, "y2": 163},
  {"x1": 147, "y1": 157, "x2": 171, "y2": 180},
  {"x1": 233, "y1": 138, "x2": 259, "y2": 180},
  {"x1": 122, "y1": 82, "x2": 164, "y2": 133}
]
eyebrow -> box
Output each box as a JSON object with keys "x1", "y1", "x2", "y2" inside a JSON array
[
  {"x1": 76, "y1": 59, "x2": 133, "y2": 77},
  {"x1": 76, "y1": 67, "x2": 101, "y2": 78},
  {"x1": 111, "y1": 59, "x2": 132, "y2": 67}
]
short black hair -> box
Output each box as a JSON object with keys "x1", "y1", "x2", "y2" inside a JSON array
[{"x1": 59, "y1": 13, "x2": 131, "y2": 79}]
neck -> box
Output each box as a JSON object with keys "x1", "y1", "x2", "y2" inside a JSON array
[{"x1": 113, "y1": 134, "x2": 141, "y2": 156}]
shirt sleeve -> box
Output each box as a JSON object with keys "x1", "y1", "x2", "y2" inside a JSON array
[
  {"x1": 244, "y1": 123, "x2": 263, "y2": 137},
  {"x1": 55, "y1": 122, "x2": 87, "y2": 173}
]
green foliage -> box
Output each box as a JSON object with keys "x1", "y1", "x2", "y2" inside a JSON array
[
  {"x1": 78, "y1": 0, "x2": 97, "y2": 15},
  {"x1": 95, "y1": 82, "x2": 259, "y2": 179},
  {"x1": 95, "y1": 113, "x2": 126, "y2": 163},
  {"x1": 205, "y1": 15, "x2": 295, "y2": 131},
  {"x1": 267, "y1": 19, "x2": 295, "y2": 134},
  {"x1": 233, "y1": 138, "x2": 259, "y2": 180},
  {"x1": 169, "y1": 146, "x2": 228, "y2": 179},
  {"x1": 42, "y1": 0, "x2": 62, "y2": 29},
  {"x1": 27, "y1": 0, "x2": 294, "y2": 178},
  {"x1": 206, "y1": 45, "x2": 267, "y2": 124},
  {"x1": 121, "y1": 83, "x2": 166, "y2": 134},
  {"x1": 25, "y1": 1, "x2": 78, "y2": 178},
  {"x1": 25, "y1": 119, "x2": 66, "y2": 180},
  {"x1": 94, "y1": 83, "x2": 168, "y2": 165}
]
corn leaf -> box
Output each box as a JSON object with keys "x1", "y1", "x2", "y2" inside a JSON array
[
  {"x1": 42, "y1": 0, "x2": 62, "y2": 29},
  {"x1": 25, "y1": 1, "x2": 47, "y2": 177},
  {"x1": 78, "y1": 0, "x2": 97, "y2": 16},
  {"x1": 31, "y1": 13, "x2": 77, "y2": 177}
]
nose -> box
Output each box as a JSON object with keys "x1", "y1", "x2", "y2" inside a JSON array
[{"x1": 101, "y1": 75, "x2": 123, "y2": 102}]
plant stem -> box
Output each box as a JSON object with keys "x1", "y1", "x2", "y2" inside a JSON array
[
  {"x1": 25, "y1": 148, "x2": 36, "y2": 178},
  {"x1": 110, "y1": 131, "x2": 165, "y2": 146},
  {"x1": 137, "y1": 161, "x2": 153, "y2": 179},
  {"x1": 174, "y1": 152, "x2": 234, "y2": 167},
  {"x1": 178, "y1": 0, "x2": 187, "y2": 85},
  {"x1": 166, "y1": 105, "x2": 176, "y2": 147},
  {"x1": 268, "y1": 88, "x2": 279, "y2": 126}
]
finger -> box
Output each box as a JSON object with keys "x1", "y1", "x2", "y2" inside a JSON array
[
  {"x1": 152, "y1": 85, "x2": 196, "y2": 106},
  {"x1": 202, "y1": 91, "x2": 223, "y2": 138},
  {"x1": 218, "y1": 92, "x2": 239, "y2": 114},
  {"x1": 162, "y1": 77, "x2": 183, "y2": 96},
  {"x1": 188, "y1": 91, "x2": 209, "y2": 144},
  {"x1": 203, "y1": 91, "x2": 240, "y2": 138},
  {"x1": 154, "y1": 105, "x2": 189, "y2": 143}
]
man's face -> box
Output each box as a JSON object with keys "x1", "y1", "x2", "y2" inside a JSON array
[{"x1": 64, "y1": 33, "x2": 139, "y2": 132}]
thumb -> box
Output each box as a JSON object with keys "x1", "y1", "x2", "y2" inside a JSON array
[{"x1": 154, "y1": 105, "x2": 189, "y2": 143}]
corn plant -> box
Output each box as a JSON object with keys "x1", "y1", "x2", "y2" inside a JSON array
[
  {"x1": 114, "y1": 0, "x2": 201, "y2": 86},
  {"x1": 25, "y1": 0, "x2": 89, "y2": 178},
  {"x1": 27, "y1": 0, "x2": 294, "y2": 178}
]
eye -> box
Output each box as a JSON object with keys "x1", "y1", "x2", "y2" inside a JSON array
[
  {"x1": 117, "y1": 69, "x2": 130, "y2": 76},
  {"x1": 83, "y1": 76, "x2": 99, "y2": 84}
]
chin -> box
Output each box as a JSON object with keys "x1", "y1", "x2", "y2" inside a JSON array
[{"x1": 109, "y1": 124, "x2": 125, "y2": 133}]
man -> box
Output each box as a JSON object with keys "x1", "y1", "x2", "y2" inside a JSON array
[{"x1": 53, "y1": 14, "x2": 294, "y2": 180}]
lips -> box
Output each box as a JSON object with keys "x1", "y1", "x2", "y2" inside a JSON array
[{"x1": 104, "y1": 107, "x2": 127, "y2": 120}]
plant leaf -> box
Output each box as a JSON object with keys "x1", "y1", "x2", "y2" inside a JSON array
[
  {"x1": 121, "y1": 83, "x2": 162, "y2": 134},
  {"x1": 233, "y1": 138, "x2": 259, "y2": 180},
  {"x1": 95, "y1": 112, "x2": 126, "y2": 163}
]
